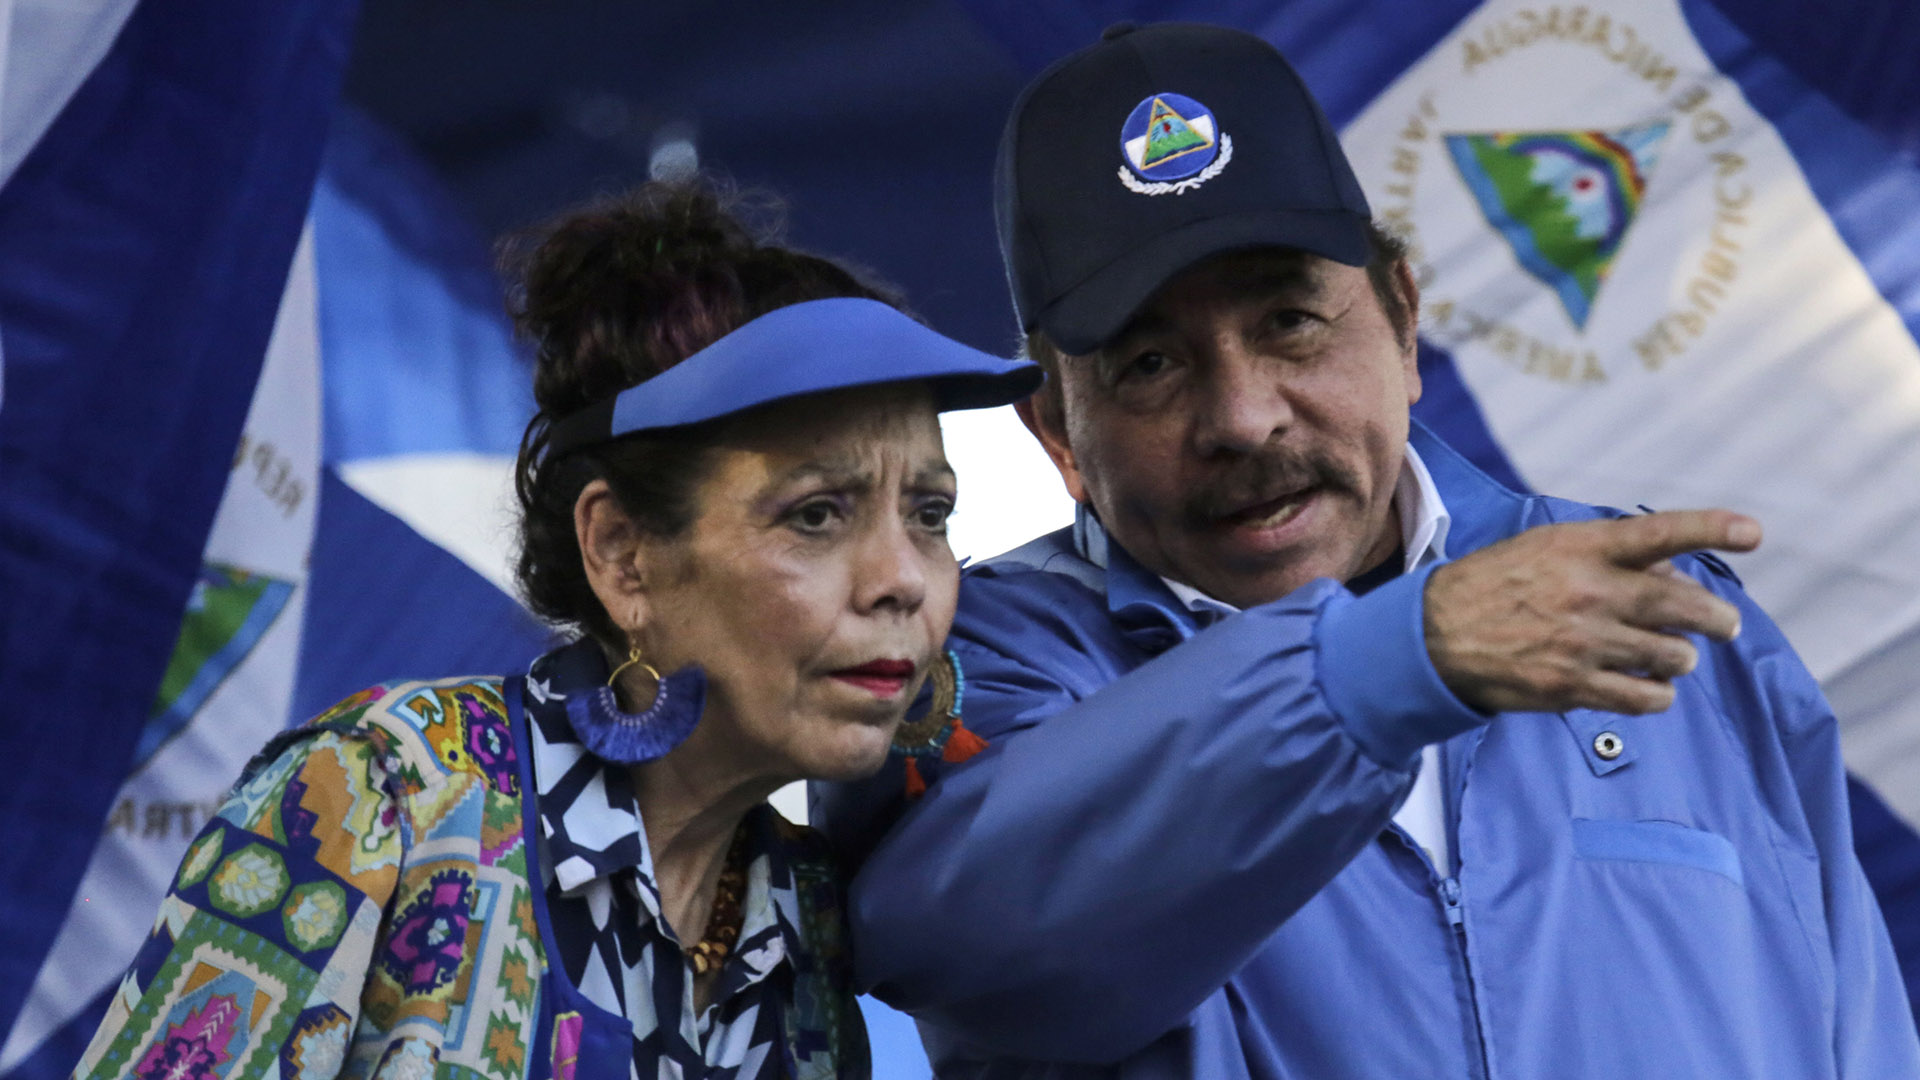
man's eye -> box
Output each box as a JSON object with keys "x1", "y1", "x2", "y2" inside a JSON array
[
  {"x1": 1120, "y1": 351, "x2": 1173, "y2": 382},
  {"x1": 1267, "y1": 308, "x2": 1318, "y2": 334},
  {"x1": 788, "y1": 500, "x2": 841, "y2": 532}
]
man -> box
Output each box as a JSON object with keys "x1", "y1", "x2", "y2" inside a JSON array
[{"x1": 814, "y1": 22, "x2": 1920, "y2": 1078}]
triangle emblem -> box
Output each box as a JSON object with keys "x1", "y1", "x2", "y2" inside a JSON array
[
  {"x1": 1141, "y1": 97, "x2": 1213, "y2": 169},
  {"x1": 1444, "y1": 122, "x2": 1670, "y2": 329},
  {"x1": 138, "y1": 562, "x2": 296, "y2": 767}
]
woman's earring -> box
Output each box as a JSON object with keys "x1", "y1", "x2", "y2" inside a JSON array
[
  {"x1": 566, "y1": 644, "x2": 707, "y2": 765},
  {"x1": 891, "y1": 649, "x2": 988, "y2": 799}
]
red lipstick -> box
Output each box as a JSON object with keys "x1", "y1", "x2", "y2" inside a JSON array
[{"x1": 830, "y1": 658, "x2": 915, "y2": 698}]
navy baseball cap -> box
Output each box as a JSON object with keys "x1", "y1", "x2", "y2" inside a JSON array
[
  {"x1": 543, "y1": 297, "x2": 1042, "y2": 456},
  {"x1": 995, "y1": 23, "x2": 1373, "y2": 355}
]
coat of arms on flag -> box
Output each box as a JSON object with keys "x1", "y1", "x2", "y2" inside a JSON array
[
  {"x1": 136, "y1": 563, "x2": 296, "y2": 765},
  {"x1": 1445, "y1": 123, "x2": 1669, "y2": 328},
  {"x1": 1341, "y1": 0, "x2": 1920, "y2": 1031}
]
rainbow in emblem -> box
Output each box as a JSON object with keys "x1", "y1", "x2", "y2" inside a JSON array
[{"x1": 1445, "y1": 122, "x2": 1670, "y2": 328}]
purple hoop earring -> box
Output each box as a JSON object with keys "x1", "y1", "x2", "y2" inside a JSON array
[{"x1": 566, "y1": 649, "x2": 707, "y2": 765}]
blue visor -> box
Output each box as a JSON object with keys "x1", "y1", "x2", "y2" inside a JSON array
[{"x1": 544, "y1": 297, "x2": 1042, "y2": 455}]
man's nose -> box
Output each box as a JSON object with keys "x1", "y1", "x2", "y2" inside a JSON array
[{"x1": 1192, "y1": 343, "x2": 1293, "y2": 458}]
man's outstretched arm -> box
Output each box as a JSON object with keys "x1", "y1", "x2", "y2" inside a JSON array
[
  {"x1": 825, "y1": 510, "x2": 1762, "y2": 1062},
  {"x1": 840, "y1": 573, "x2": 1454, "y2": 1062}
]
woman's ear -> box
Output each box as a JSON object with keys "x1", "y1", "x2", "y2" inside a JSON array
[{"x1": 574, "y1": 478, "x2": 650, "y2": 633}]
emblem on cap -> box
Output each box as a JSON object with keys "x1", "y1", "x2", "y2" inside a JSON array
[{"x1": 1118, "y1": 92, "x2": 1233, "y2": 196}]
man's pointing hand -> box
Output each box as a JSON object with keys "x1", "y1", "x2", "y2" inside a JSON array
[{"x1": 1424, "y1": 509, "x2": 1762, "y2": 715}]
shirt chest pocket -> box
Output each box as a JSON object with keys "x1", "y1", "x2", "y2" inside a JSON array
[
  {"x1": 1549, "y1": 696, "x2": 1839, "y2": 1011},
  {"x1": 1570, "y1": 817, "x2": 1743, "y2": 886},
  {"x1": 1555, "y1": 704, "x2": 1755, "y2": 891}
]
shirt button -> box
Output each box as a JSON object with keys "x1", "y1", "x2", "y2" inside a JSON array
[{"x1": 1593, "y1": 731, "x2": 1624, "y2": 760}]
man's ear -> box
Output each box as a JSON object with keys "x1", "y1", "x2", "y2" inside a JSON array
[
  {"x1": 1393, "y1": 257, "x2": 1423, "y2": 406},
  {"x1": 1014, "y1": 385, "x2": 1090, "y2": 505},
  {"x1": 574, "y1": 478, "x2": 651, "y2": 636}
]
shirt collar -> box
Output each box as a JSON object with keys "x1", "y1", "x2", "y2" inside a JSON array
[
  {"x1": 524, "y1": 641, "x2": 659, "y2": 900},
  {"x1": 1084, "y1": 522, "x2": 1205, "y2": 648},
  {"x1": 1398, "y1": 441, "x2": 1453, "y2": 572},
  {"x1": 728, "y1": 807, "x2": 799, "y2": 984},
  {"x1": 1077, "y1": 442, "x2": 1452, "y2": 620}
]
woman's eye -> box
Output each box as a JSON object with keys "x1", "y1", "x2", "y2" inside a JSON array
[{"x1": 912, "y1": 498, "x2": 955, "y2": 531}]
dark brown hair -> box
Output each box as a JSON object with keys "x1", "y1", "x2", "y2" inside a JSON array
[{"x1": 507, "y1": 179, "x2": 901, "y2": 645}]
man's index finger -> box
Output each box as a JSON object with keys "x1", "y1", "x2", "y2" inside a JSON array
[{"x1": 1596, "y1": 509, "x2": 1762, "y2": 569}]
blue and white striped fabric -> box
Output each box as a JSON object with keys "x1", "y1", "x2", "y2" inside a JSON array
[
  {"x1": 0, "y1": 8, "x2": 551, "y2": 1078},
  {"x1": 0, "y1": 3, "x2": 356, "y2": 1074}
]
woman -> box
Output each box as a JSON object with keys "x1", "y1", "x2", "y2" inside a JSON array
[{"x1": 74, "y1": 181, "x2": 1038, "y2": 1080}]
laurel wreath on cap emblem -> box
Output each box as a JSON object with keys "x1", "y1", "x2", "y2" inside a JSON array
[{"x1": 1119, "y1": 134, "x2": 1233, "y2": 196}]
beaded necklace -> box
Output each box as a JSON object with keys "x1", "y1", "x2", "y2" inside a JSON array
[{"x1": 687, "y1": 820, "x2": 750, "y2": 976}]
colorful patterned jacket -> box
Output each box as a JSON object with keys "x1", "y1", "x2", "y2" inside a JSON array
[{"x1": 73, "y1": 676, "x2": 862, "y2": 1080}]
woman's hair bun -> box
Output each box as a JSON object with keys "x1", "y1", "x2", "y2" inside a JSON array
[
  {"x1": 506, "y1": 177, "x2": 899, "y2": 644},
  {"x1": 509, "y1": 182, "x2": 749, "y2": 417}
]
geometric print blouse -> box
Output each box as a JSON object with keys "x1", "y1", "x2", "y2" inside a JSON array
[
  {"x1": 72, "y1": 647, "x2": 867, "y2": 1080},
  {"x1": 522, "y1": 639, "x2": 866, "y2": 1079}
]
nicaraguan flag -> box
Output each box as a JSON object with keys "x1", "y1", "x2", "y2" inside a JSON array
[
  {"x1": 0, "y1": 9, "x2": 549, "y2": 1077},
  {"x1": 1333, "y1": 0, "x2": 1920, "y2": 1027},
  {"x1": 0, "y1": 3, "x2": 360, "y2": 1072}
]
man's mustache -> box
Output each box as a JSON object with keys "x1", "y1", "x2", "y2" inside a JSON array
[{"x1": 1183, "y1": 449, "x2": 1360, "y2": 525}]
